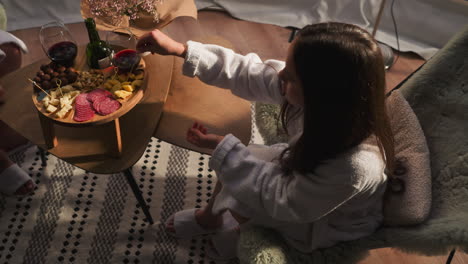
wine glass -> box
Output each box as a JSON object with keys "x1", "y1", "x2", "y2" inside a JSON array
[
  {"x1": 105, "y1": 28, "x2": 141, "y2": 73},
  {"x1": 39, "y1": 21, "x2": 78, "y2": 67}
]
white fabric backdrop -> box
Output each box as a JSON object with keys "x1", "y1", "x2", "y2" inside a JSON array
[
  {"x1": 196, "y1": 0, "x2": 468, "y2": 60},
  {"x1": 0, "y1": 0, "x2": 82, "y2": 31},
  {"x1": 1, "y1": 0, "x2": 467, "y2": 59}
]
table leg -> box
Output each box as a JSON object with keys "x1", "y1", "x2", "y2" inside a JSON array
[
  {"x1": 111, "y1": 118, "x2": 123, "y2": 158},
  {"x1": 446, "y1": 249, "x2": 456, "y2": 264},
  {"x1": 38, "y1": 112, "x2": 57, "y2": 149},
  {"x1": 124, "y1": 167, "x2": 154, "y2": 224},
  {"x1": 39, "y1": 148, "x2": 47, "y2": 166}
]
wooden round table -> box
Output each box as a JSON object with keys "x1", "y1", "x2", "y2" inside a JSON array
[{"x1": 0, "y1": 47, "x2": 173, "y2": 174}]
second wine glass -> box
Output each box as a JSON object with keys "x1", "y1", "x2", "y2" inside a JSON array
[{"x1": 106, "y1": 28, "x2": 141, "y2": 73}]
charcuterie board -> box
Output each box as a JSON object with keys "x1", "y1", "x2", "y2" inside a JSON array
[{"x1": 31, "y1": 56, "x2": 147, "y2": 127}]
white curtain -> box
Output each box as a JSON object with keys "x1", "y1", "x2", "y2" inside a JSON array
[
  {"x1": 196, "y1": 0, "x2": 468, "y2": 60},
  {"x1": 0, "y1": 0, "x2": 82, "y2": 31},
  {"x1": 1, "y1": 0, "x2": 467, "y2": 59}
]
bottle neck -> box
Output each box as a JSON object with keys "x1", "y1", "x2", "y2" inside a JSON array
[{"x1": 85, "y1": 18, "x2": 101, "y2": 43}]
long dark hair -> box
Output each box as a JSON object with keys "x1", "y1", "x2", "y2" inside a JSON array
[{"x1": 280, "y1": 22, "x2": 394, "y2": 175}]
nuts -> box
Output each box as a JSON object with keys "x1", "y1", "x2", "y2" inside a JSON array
[{"x1": 74, "y1": 70, "x2": 105, "y2": 91}]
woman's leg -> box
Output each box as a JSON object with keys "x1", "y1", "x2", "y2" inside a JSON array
[
  {"x1": 191, "y1": 180, "x2": 250, "y2": 227},
  {"x1": 194, "y1": 180, "x2": 224, "y2": 229},
  {"x1": 0, "y1": 42, "x2": 22, "y2": 78},
  {"x1": 0, "y1": 120, "x2": 28, "y2": 151},
  {"x1": 0, "y1": 149, "x2": 34, "y2": 195},
  {"x1": 0, "y1": 40, "x2": 35, "y2": 195}
]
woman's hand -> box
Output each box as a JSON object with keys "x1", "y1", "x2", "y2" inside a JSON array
[
  {"x1": 136, "y1": 29, "x2": 187, "y2": 57},
  {"x1": 186, "y1": 122, "x2": 224, "y2": 150}
]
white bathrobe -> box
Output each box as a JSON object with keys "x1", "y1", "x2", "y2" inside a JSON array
[{"x1": 182, "y1": 41, "x2": 388, "y2": 252}]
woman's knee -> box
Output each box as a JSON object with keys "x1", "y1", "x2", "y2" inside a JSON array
[{"x1": 0, "y1": 42, "x2": 22, "y2": 77}]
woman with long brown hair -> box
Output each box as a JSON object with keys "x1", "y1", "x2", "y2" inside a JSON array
[{"x1": 137, "y1": 22, "x2": 394, "y2": 259}]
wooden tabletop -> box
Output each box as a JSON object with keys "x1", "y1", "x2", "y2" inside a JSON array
[
  {"x1": 153, "y1": 35, "x2": 252, "y2": 155},
  {"x1": 1, "y1": 17, "x2": 253, "y2": 172},
  {"x1": 0, "y1": 39, "x2": 173, "y2": 174}
]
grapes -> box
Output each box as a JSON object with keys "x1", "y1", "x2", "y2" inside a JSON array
[
  {"x1": 41, "y1": 80, "x2": 51, "y2": 90},
  {"x1": 43, "y1": 74, "x2": 51, "y2": 81},
  {"x1": 46, "y1": 68, "x2": 54, "y2": 75},
  {"x1": 37, "y1": 71, "x2": 45, "y2": 77},
  {"x1": 57, "y1": 66, "x2": 66, "y2": 73},
  {"x1": 59, "y1": 77, "x2": 69, "y2": 86},
  {"x1": 50, "y1": 78, "x2": 59, "y2": 87}
]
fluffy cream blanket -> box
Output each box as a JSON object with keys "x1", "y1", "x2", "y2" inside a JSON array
[{"x1": 240, "y1": 25, "x2": 468, "y2": 264}]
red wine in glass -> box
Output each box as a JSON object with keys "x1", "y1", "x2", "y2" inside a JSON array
[
  {"x1": 112, "y1": 49, "x2": 140, "y2": 72},
  {"x1": 47, "y1": 41, "x2": 78, "y2": 67}
]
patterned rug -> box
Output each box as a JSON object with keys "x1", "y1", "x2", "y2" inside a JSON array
[
  {"x1": 1, "y1": 139, "x2": 234, "y2": 264},
  {"x1": 0, "y1": 107, "x2": 263, "y2": 264}
]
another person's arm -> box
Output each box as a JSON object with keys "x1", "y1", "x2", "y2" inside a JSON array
[{"x1": 0, "y1": 30, "x2": 28, "y2": 102}]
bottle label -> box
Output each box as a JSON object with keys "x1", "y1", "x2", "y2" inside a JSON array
[{"x1": 98, "y1": 57, "x2": 111, "y2": 69}]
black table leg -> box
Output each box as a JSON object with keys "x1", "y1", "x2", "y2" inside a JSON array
[
  {"x1": 124, "y1": 168, "x2": 154, "y2": 224},
  {"x1": 287, "y1": 26, "x2": 299, "y2": 43},
  {"x1": 39, "y1": 148, "x2": 47, "y2": 166},
  {"x1": 446, "y1": 249, "x2": 456, "y2": 264}
]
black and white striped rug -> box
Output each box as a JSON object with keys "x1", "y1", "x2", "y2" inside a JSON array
[{"x1": 0, "y1": 138, "x2": 243, "y2": 264}]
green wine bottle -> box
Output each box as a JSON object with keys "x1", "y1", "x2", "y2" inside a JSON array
[{"x1": 84, "y1": 18, "x2": 112, "y2": 69}]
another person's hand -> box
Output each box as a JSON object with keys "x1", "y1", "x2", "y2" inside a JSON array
[
  {"x1": 186, "y1": 122, "x2": 224, "y2": 150},
  {"x1": 136, "y1": 29, "x2": 187, "y2": 57}
]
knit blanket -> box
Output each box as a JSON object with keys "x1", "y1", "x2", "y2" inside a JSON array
[{"x1": 239, "y1": 25, "x2": 468, "y2": 264}]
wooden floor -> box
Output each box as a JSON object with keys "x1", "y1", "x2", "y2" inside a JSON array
[{"x1": 9, "y1": 10, "x2": 467, "y2": 264}]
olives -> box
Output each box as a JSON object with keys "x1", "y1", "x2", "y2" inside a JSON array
[{"x1": 32, "y1": 62, "x2": 78, "y2": 92}]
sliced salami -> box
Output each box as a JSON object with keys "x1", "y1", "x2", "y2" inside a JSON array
[
  {"x1": 94, "y1": 96, "x2": 121, "y2": 115},
  {"x1": 73, "y1": 93, "x2": 95, "y2": 122},
  {"x1": 75, "y1": 93, "x2": 90, "y2": 106},
  {"x1": 86, "y1": 88, "x2": 112, "y2": 103}
]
